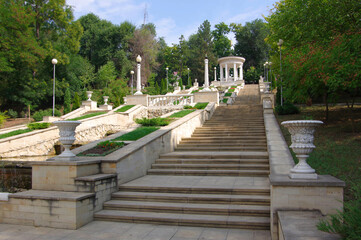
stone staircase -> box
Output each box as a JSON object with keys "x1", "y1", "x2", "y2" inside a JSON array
[{"x1": 94, "y1": 85, "x2": 271, "y2": 231}]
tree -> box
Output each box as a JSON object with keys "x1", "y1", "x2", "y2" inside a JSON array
[
  {"x1": 63, "y1": 88, "x2": 71, "y2": 114},
  {"x1": 96, "y1": 61, "x2": 117, "y2": 89},
  {"x1": 232, "y1": 19, "x2": 270, "y2": 70},
  {"x1": 212, "y1": 22, "x2": 232, "y2": 58},
  {"x1": 72, "y1": 92, "x2": 81, "y2": 110}
]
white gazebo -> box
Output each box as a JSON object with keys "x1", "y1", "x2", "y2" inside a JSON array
[{"x1": 217, "y1": 56, "x2": 245, "y2": 84}]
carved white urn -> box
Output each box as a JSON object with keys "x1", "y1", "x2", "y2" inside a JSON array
[
  {"x1": 86, "y1": 91, "x2": 93, "y2": 101},
  {"x1": 103, "y1": 96, "x2": 109, "y2": 105},
  {"x1": 281, "y1": 120, "x2": 323, "y2": 179},
  {"x1": 53, "y1": 121, "x2": 81, "y2": 160},
  {"x1": 264, "y1": 82, "x2": 271, "y2": 93}
]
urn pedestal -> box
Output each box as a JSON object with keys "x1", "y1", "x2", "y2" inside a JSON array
[
  {"x1": 281, "y1": 120, "x2": 323, "y2": 179},
  {"x1": 53, "y1": 121, "x2": 81, "y2": 161}
]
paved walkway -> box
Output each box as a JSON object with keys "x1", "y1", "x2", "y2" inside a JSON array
[{"x1": 0, "y1": 221, "x2": 270, "y2": 240}]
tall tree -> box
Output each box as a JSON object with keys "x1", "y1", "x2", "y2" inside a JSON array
[
  {"x1": 212, "y1": 22, "x2": 232, "y2": 58},
  {"x1": 232, "y1": 19, "x2": 270, "y2": 70}
]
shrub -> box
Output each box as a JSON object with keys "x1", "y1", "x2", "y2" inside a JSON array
[
  {"x1": 222, "y1": 98, "x2": 228, "y2": 103},
  {"x1": 135, "y1": 117, "x2": 170, "y2": 126},
  {"x1": 184, "y1": 105, "x2": 193, "y2": 109},
  {"x1": 0, "y1": 111, "x2": 9, "y2": 127},
  {"x1": 224, "y1": 93, "x2": 232, "y2": 97},
  {"x1": 275, "y1": 102, "x2": 300, "y2": 115},
  {"x1": 7, "y1": 109, "x2": 18, "y2": 119},
  {"x1": 64, "y1": 88, "x2": 71, "y2": 114},
  {"x1": 72, "y1": 92, "x2": 81, "y2": 110},
  {"x1": 27, "y1": 122, "x2": 51, "y2": 130},
  {"x1": 33, "y1": 109, "x2": 61, "y2": 121}
]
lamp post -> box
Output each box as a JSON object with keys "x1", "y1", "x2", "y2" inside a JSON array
[
  {"x1": 130, "y1": 70, "x2": 134, "y2": 95},
  {"x1": 265, "y1": 61, "x2": 269, "y2": 82},
  {"x1": 277, "y1": 39, "x2": 284, "y2": 106},
  {"x1": 52, "y1": 58, "x2": 57, "y2": 117},
  {"x1": 263, "y1": 63, "x2": 266, "y2": 81},
  {"x1": 135, "y1": 55, "x2": 142, "y2": 95},
  {"x1": 166, "y1": 67, "x2": 169, "y2": 91},
  {"x1": 187, "y1": 67, "x2": 190, "y2": 86},
  {"x1": 202, "y1": 56, "x2": 210, "y2": 91},
  {"x1": 269, "y1": 62, "x2": 272, "y2": 90}
]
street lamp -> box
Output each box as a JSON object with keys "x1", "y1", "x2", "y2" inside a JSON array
[
  {"x1": 269, "y1": 62, "x2": 272, "y2": 90},
  {"x1": 187, "y1": 68, "x2": 190, "y2": 86},
  {"x1": 265, "y1": 61, "x2": 269, "y2": 82},
  {"x1": 277, "y1": 39, "x2": 284, "y2": 106},
  {"x1": 51, "y1": 58, "x2": 57, "y2": 117},
  {"x1": 135, "y1": 55, "x2": 142, "y2": 95},
  {"x1": 130, "y1": 70, "x2": 134, "y2": 95},
  {"x1": 166, "y1": 67, "x2": 169, "y2": 91}
]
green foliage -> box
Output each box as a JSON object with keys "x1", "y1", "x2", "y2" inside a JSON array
[
  {"x1": 228, "y1": 89, "x2": 235, "y2": 93},
  {"x1": 135, "y1": 117, "x2": 170, "y2": 126},
  {"x1": 212, "y1": 22, "x2": 232, "y2": 57},
  {"x1": 78, "y1": 140, "x2": 125, "y2": 156},
  {"x1": 96, "y1": 61, "x2": 117, "y2": 88},
  {"x1": 275, "y1": 103, "x2": 300, "y2": 115},
  {"x1": 193, "y1": 102, "x2": 209, "y2": 109},
  {"x1": 113, "y1": 127, "x2": 160, "y2": 141},
  {"x1": 0, "y1": 111, "x2": 9, "y2": 127},
  {"x1": 63, "y1": 88, "x2": 71, "y2": 114},
  {"x1": 0, "y1": 129, "x2": 33, "y2": 139},
  {"x1": 72, "y1": 92, "x2": 81, "y2": 111},
  {"x1": 68, "y1": 112, "x2": 107, "y2": 121},
  {"x1": 115, "y1": 105, "x2": 135, "y2": 113},
  {"x1": 244, "y1": 66, "x2": 261, "y2": 84},
  {"x1": 7, "y1": 109, "x2": 18, "y2": 119},
  {"x1": 33, "y1": 109, "x2": 61, "y2": 122},
  {"x1": 222, "y1": 98, "x2": 228, "y2": 103},
  {"x1": 168, "y1": 110, "x2": 195, "y2": 118},
  {"x1": 224, "y1": 93, "x2": 232, "y2": 97},
  {"x1": 27, "y1": 122, "x2": 51, "y2": 130},
  {"x1": 97, "y1": 140, "x2": 124, "y2": 149}
]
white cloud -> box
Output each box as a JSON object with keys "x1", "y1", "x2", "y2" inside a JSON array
[{"x1": 154, "y1": 18, "x2": 177, "y2": 45}]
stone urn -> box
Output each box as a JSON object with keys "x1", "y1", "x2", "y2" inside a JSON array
[
  {"x1": 103, "y1": 96, "x2": 109, "y2": 105},
  {"x1": 264, "y1": 82, "x2": 271, "y2": 93},
  {"x1": 281, "y1": 120, "x2": 323, "y2": 179},
  {"x1": 86, "y1": 91, "x2": 93, "y2": 101},
  {"x1": 53, "y1": 121, "x2": 81, "y2": 160}
]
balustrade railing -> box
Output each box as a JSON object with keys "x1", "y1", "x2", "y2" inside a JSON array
[{"x1": 148, "y1": 94, "x2": 194, "y2": 107}]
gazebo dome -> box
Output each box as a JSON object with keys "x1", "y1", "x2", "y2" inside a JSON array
[{"x1": 217, "y1": 56, "x2": 245, "y2": 82}]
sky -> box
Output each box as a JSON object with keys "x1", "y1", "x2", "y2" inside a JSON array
[{"x1": 66, "y1": 0, "x2": 278, "y2": 46}]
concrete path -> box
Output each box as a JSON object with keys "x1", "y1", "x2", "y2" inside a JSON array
[{"x1": 0, "y1": 221, "x2": 270, "y2": 240}]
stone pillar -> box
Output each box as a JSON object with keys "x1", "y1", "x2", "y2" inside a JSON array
[
  {"x1": 220, "y1": 65, "x2": 223, "y2": 82},
  {"x1": 214, "y1": 67, "x2": 217, "y2": 81},
  {"x1": 240, "y1": 65, "x2": 243, "y2": 80},
  {"x1": 202, "y1": 57, "x2": 210, "y2": 92},
  {"x1": 234, "y1": 63, "x2": 238, "y2": 81},
  {"x1": 225, "y1": 64, "x2": 228, "y2": 82},
  {"x1": 135, "y1": 61, "x2": 142, "y2": 95}
]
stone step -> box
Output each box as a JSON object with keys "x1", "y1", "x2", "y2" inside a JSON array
[
  {"x1": 175, "y1": 146, "x2": 268, "y2": 151},
  {"x1": 94, "y1": 210, "x2": 270, "y2": 229},
  {"x1": 193, "y1": 130, "x2": 265, "y2": 134},
  {"x1": 191, "y1": 133, "x2": 266, "y2": 137},
  {"x1": 117, "y1": 186, "x2": 270, "y2": 195},
  {"x1": 159, "y1": 152, "x2": 269, "y2": 159},
  {"x1": 151, "y1": 163, "x2": 269, "y2": 170},
  {"x1": 155, "y1": 158, "x2": 269, "y2": 164},
  {"x1": 103, "y1": 200, "x2": 270, "y2": 217},
  {"x1": 111, "y1": 191, "x2": 270, "y2": 205},
  {"x1": 178, "y1": 142, "x2": 267, "y2": 147},
  {"x1": 147, "y1": 169, "x2": 270, "y2": 176},
  {"x1": 181, "y1": 136, "x2": 267, "y2": 141}
]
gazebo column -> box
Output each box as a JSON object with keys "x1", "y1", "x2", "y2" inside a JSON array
[
  {"x1": 240, "y1": 64, "x2": 244, "y2": 80},
  {"x1": 220, "y1": 65, "x2": 223, "y2": 81},
  {"x1": 234, "y1": 63, "x2": 238, "y2": 81},
  {"x1": 225, "y1": 64, "x2": 228, "y2": 82}
]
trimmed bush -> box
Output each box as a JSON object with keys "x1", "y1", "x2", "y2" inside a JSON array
[
  {"x1": 275, "y1": 102, "x2": 300, "y2": 115},
  {"x1": 193, "y1": 102, "x2": 208, "y2": 109},
  {"x1": 0, "y1": 111, "x2": 9, "y2": 127},
  {"x1": 27, "y1": 122, "x2": 51, "y2": 130},
  {"x1": 135, "y1": 117, "x2": 170, "y2": 126},
  {"x1": 7, "y1": 109, "x2": 18, "y2": 119}
]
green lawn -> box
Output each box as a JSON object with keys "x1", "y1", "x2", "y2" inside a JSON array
[
  {"x1": 113, "y1": 127, "x2": 160, "y2": 141},
  {"x1": 0, "y1": 129, "x2": 33, "y2": 139},
  {"x1": 68, "y1": 111, "x2": 107, "y2": 121},
  {"x1": 168, "y1": 110, "x2": 195, "y2": 118},
  {"x1": 115, "y1": 105, "x2": 135, "y2": 112},
  {"x1": 224, "y1": 93, "x2": 232, "y2": 97}
]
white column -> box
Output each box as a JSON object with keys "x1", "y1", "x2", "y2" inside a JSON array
[
  {"x1": 202, "y1": 58, "x2": 210, "y2": 91},
  {"x1": 220, "y1": 65, "x2": 223, "y2": 81},
  {"x1": 240, "y1": 64, "x2": 243, "y2": 80},
  {"x1": 135, "y1": 62, "x2": 142, "y2": 95},
  {"x1": 225, "y1": 63, "x2": 228, "y2": 82},
  {"x1": 214, "y1": 67, "x2": 217, "y2": 81},
  {"x1": 233, "y1": 63, "x2": 237, "y2": 81}
]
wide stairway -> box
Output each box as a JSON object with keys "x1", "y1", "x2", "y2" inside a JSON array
[{"x1": 95, "y1": 85, "x2": 271, "y2": 231}]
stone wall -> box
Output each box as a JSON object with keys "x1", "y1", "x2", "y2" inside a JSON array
[{"x1": 147, "y1": 106, "x2": 184, "y2": 118}]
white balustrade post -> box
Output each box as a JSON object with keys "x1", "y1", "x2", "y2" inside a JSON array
[
  {"x1": 225, "y1": 64, "x2": 228, "y2": 82},
  {"x1": 135, "y1": 55, "x2": 142, "y2": 95},
  {"x1": 220, "y1": 65, "x2": 223, "y2": 82}
]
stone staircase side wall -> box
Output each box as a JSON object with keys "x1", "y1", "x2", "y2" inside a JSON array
[{"x1": 263, "y1": 108, "x2": 345, "y2": 240}]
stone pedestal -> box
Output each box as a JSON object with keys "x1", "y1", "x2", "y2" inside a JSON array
[
  {"x1": 194, "y1": 91, "x2": 219, "y2": 105},
  {"x1": 260, "y1": 93, "x2": 275, "y2": 108},
  {"x1": 126, "y1": 94, "x2": 148, "y2": 106},
  {"x1": 81, "y1": 100, "x2": 97, "y2": 110},
  {"x1": 99, "y1": 104, "x2": 113, "y2": 110},
  {"x1": 42, "y1": 116, "x2": 61, "y2": 122}
]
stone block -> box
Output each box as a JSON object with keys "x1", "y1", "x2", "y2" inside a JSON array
[{"x1": 126, "y1": 94, "x2": 149, "y2": 106}]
